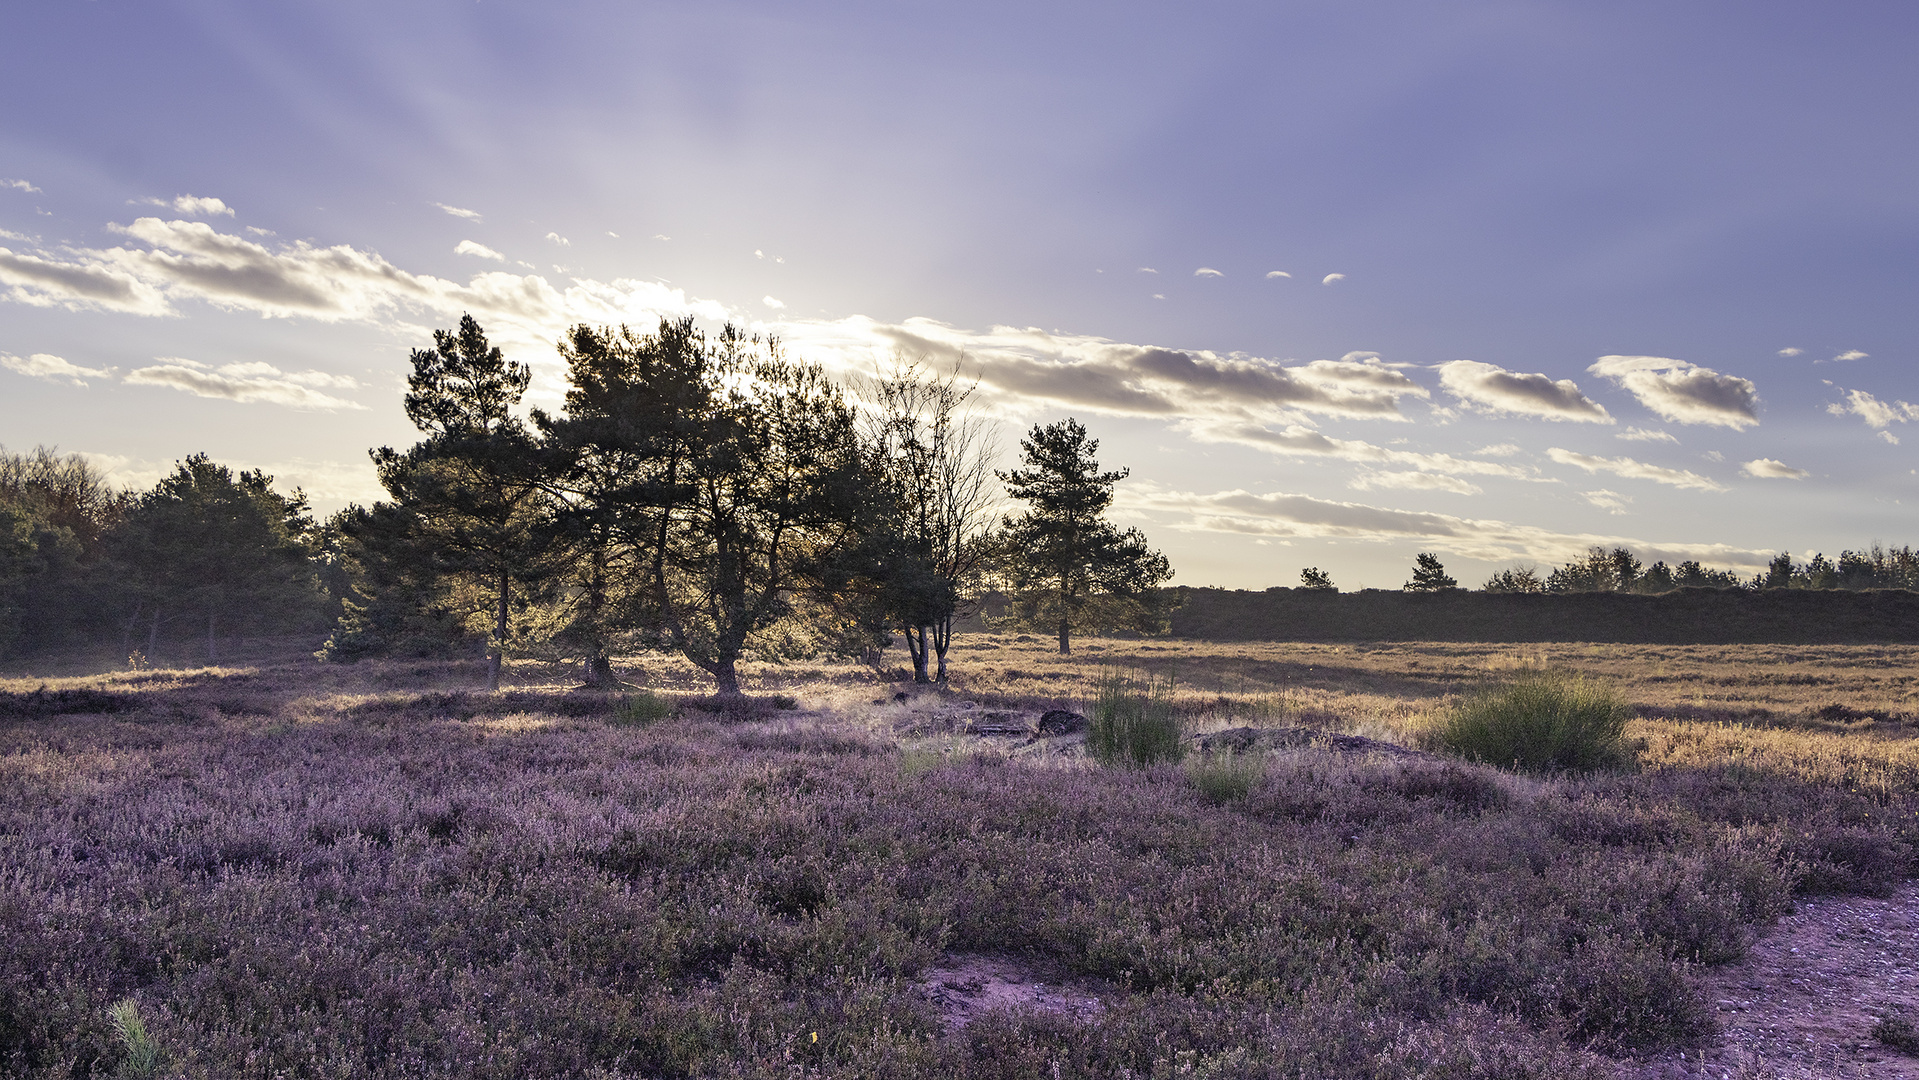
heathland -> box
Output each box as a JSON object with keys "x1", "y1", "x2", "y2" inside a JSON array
[{"x1": 4, "y1": 635, "x2": 1915, "y2": 1078}]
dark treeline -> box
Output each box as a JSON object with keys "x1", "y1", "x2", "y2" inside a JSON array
[
  {"x1": 0, "y1": 316, "x2": 1171, "y2": 690},
  {"x1": 1480, "y1": 544, "x2": 1919, "y2": 594}
]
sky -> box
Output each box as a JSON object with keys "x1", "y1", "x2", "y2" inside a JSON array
[{"x1": 2, "y1": 0, "x2": 1917, "y2": 590}]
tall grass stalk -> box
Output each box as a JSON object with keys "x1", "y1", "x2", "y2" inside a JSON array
[
  {"x1": 1187, "y1": 751, "x2": 1266, "y2": 803},
  {"x1": 1437, "y1": 669, "x2": 1634, "y2": 773},
  {"x1": 1089, "y1": 669, "x2": 1186, "y2": 768},
  {"x1": 108, "y1": 998, "x2": 161, "y2": 1079},
  {"x1": 613, "y1": 691, "x2": 676, "y2": 725}
]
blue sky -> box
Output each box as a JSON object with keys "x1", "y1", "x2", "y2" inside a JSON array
[{"x1": 3, "y1": 0, "x2": 1917, "y2": 589}]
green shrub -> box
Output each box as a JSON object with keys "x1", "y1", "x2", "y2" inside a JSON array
[
  {"x1": 1187, "y1": 751, "x2": 1265, "y2": 804},
  {"x1": 613, "y1": 691, "x2": 676, "y2": 725},
  {"x1": 108, "y1": 998, "x2": 161, "y2": 1079},
  {"x1": 1437, "y1": 669, "x2": 1635, "y2": 773},
  {"x1": 1875, "y1": 1007, "x2": 1919, "y2": 1054},
  {"x1": 1088, "y1": 672, "x2": 1185, "y2": 768}
]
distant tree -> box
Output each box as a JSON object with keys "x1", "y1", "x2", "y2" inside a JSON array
[
  {"x1": 858, "y1": 355, "x2": 999, "y2": 681},
  {"x1": 364, "y1": 314, "x2": 545, "y2": 690},
  {"x1": 113, "y1": 454, "x2": 320, "y2": 663},
  {"x1": 1763, "y1": 551, "x2": 1795, "y2": 589},
  {"x1": 1803, "y1": 552, "x2": 1838, "y2": 589},
  {"x1": 1637, "y1": 561, "x2": 1676, "y2": 592},
  {"x1": 1299, "y1": 566, "x2": 1336, "y2": 592},
  {"x1": 0, "y1": 446, "x2": 131, "y2": 656},
  {"x1": 1482, "y1": 566, "x2": 1543, "y2": 593},
  {"x1": 1404, "y1": 552, "x2": 1457, "y2": 592},
  {"x1": 1672, "y1": 559, "x2": 1741, "y2": 589},
  {"x1": 995, "y1": 418, "x2": 1171, "y2": 655}
]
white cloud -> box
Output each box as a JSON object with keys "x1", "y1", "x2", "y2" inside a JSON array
[
  {"x1": 1830, "y1": 350, "x2": 1869, "y2": 363},
  {"x1": 1321, "y1": 273, "x2": 1345, "y2": 284},
  {"x1": 546, "y1": 232, "x2": 570, "y2": 246},
  {"x1": 1581, "y1": 489, "x2": 1630, "y2": 515},
  {"x1": 1741, "y1": 458, "x2": 1809, "y2": 480},
  {"x1": 1136, "y1": 267, "x2": 1158, "y2": 274},
  {"x1": 1265, "y1": 271, "x2": 1290, "y2": 279},
  {"x1": 653, "y1": 234, "x2": 670, "y2": 241},
  {"x1": 454, "y1": 240, "x2": 505, "y2": 262},
  {"x1": 3, "y1": 179, "x2": 41, "y2": 194},
  {"x1": 139, "y1": 195, "x2": 233, "y2": 217},
  {"x1": 1880, "y1": 430, "x2": 1901, "y2": 445},
  {"x1": 1477, "y1": 443, "x2": 1521, "y2": 457},
  {"x1": 754, "y1": 249, "x2": 764, "y2": 259},
  {"x1": 1436, "y1": 360, "x2": 1612, "y2": 423},
  {"x1": 1546, "y1": 447, "x2": 1725, "y2": 491},
  {"x1": 1117, "y1": 483, "x2": 1771, "y2": 567},
  {"x1": 1, "y1": 352, "x2": 111, "y2": 385},
  {"x1": 434, "y1": 203, "x2": 482, "y2": 221},
  {"x1": 1194, "y1": 267, "x2": 1223, "y2": 278},
  {"x1": 1349, "y1": 471, "x2": 1481, "y2": 495},
  {"x1": 1186, "y1": 421, "x2": 1540, "y2": 483},
  {"x1": 1778, "y1": 347, "x2": 1802, "y2": 357},
  {"x1": 0, "y1": 244, "x2": 170, "y2": 315},
  {"x1": 607, "y1": 231, "x2": 619, "y2": 238},
  {"x1": 245, "y1": 226, "x2": 275, "y2": 237},
  {"x1": 1152, "y1": 293, "x2": 1165, "y2": 300},
  {"x1": 1829, "y1": 387, "x2": 1919, "y2": 428},
  {"x1": 124, "y1": 358, "x2": 364, "y2": 410},
  {"x1": 1616, "y1": 426, "x2": 1677, "y2": 443},
  {"x1": 762, "y1": 295, "x2": 785, "y2": 309},
  {"x1": 1587, "y1": 355, "x2": 1760, "y2": 429}
]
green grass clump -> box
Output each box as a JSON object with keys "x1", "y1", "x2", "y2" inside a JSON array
[
  {"x1": 1089, "y1": 671, "x2": 1186, "y2": 768},
  {"x1": 613, "y1": 691, "x2": 676, "y2": 725},
  {"x1": 1186, "y1": 751, "x2": 1266, "y2": 804},
  {"x1": 1437, "y1": 669, "x2": 1634, "y2": 774},
  {"x1": 108, "y1": 998, "x2": 161, "y2": 1079}
]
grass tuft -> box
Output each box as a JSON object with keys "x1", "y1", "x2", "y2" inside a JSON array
[
  {"x1": 108, "y1": 998, "x2": 161, "y2": 1079},
  {"x1": 612, "y1": 691, "x2": 676, "y2": 725},
  {"x1": 1088, "y1": 670, "x2": 1186, "y2": 768},
  {"x1": 1437, "y1": 669, "x2": 1635, "y2": 774},
  {"x1": 1186, "y1": 750, "x2": 1266, "y2": 804}
]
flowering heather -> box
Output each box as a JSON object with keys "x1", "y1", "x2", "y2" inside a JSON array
[{"x1": 0, "y1": 656, "x2": 1913, "y2": 1078}]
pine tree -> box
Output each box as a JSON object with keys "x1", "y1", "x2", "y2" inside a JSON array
[
  {"x1": 1299, "y1": 567, "x2": 1336, "y2": 592},
  {"x1": 1404, "y1": 552, "x2": 1457, "y2": 592},
  {"x1": 995, "y1": 418, "x2": 1171, "y2": 655}
]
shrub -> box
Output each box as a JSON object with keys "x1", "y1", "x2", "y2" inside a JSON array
[
  {"x1": 1187, "y1": 751, "x2": 1265, "y2": 804},
  {"x1": 1876, "y1": 1007, "x2": 1919, "y2": 1054},
  {"x1": 613, "y1": 691, "x2": 676, "y2": 725},
  {"x1": 1437, "y1": 669, "x2": 1634, "y2": 773},
  {"x1": 1088, "y1": 671, "x2": 1185, "y2": 768}
]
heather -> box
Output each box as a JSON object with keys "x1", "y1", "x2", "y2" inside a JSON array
[{"x1": 2, "y1": 645, "x2": 1916, "y2": 1077}]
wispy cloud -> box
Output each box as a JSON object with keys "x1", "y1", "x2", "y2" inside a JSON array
[
  {"x1": 1193, "y1": 267, "x2": 1223, "y2": 278},
  {"x1": 762, "y1": 295, "x2": 785, "y2": 309},
  {"x1": 3, "y1": 179, "x2": 41, "y2": 194},
  {"x1": 545, "y1": 232, "x2": 570, "y2": 246},
  {"x1": 1827, "y1": 387, "x2": 1919, "y2": 429},
  {"x1": 1349, "y1": 470, "x2": 1482, "y2": 495},
  {"x1": 1265, "y1": 270, "x2": 1290, "y2": 279},
  {"x1": 1546, "y1": 447, "x2": 1725, "y2": 491},
  {"x1": 1778, "y1": 347, "x2": 1802, "y2": 357},
  {"x1": 1136, "y1": 267, "x2": 1158, "y2": 274},
  {"x1": 1616, "y1": 426, "x2": 1676, "y2": 443},
  {"x1": 1587, "y1": 355, "x2": 1759, "y2": 430},
  {"x1": 123, "y1": 358, "x2": 364, "y2": 410},
  {"x1": 1741, "y1": 458, "x2": 1809, "y2": 480},
  {"x1": 1581, "y1": 489, "x2": 1630, "y2": 514},
  {"x1": 434, "y1": 203, "x2": 482, "y2": 221},
  {"x1": 1828, "y1": 349, "x2": 1868, "y2": 363},
  {"x1": 136, "y1": 195, "x2": 234, "y2": 217},
  {"x1": 1, "y1": 352, "x2": 111, "y2": 385},
  {"x1": 1187, "y1": 421, "x2": 1540, "y2": 484},
  {"x1": 1436, "y1": 360, "x2": 1611, "y2": 423},
  {"x1": 1118, "y1": 483, "x2": 1770, "y2": 566},
  {"x1": 1321, "y1": 273, "x2": 1345, "y2": 284},
  {"x1": 454, "y1": 240, "x2": 505, "y2": 262}
]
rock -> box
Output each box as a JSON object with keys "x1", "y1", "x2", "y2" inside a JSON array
[
  {"x1": 893, "y1": 691, "x2": 911, "y2": 702},
  {"x1": 966, "y1": 711, "x2": 1031, "y2": 736},
  {"x1": 1038, "y1": 709, "x2": 1088, "y2": 736}
]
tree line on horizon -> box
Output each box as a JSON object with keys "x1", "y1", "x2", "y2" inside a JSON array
[
  {"x1": 0, "y1": 316, "x2": 1172, "y2": 692},
  {"x1": 1285, "y1": 544, "x2": 1919, "y2": 596}
]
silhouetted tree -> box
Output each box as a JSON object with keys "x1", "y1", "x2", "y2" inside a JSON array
[
  {"x1": 1404, "y1": 553, "x2": 1457, "y2": 592},
  {"x1": 1482, "y1": 566, "x2": 1543, "y2": 593},
  {"x1": 995, "y1": 418, "x2": 1171, "y2": 655},
  {"x1": 1299, "y1": 567, "x2": 1336, "y2": 591}
]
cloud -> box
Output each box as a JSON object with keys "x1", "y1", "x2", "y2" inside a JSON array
[
  {"x1": 1477, "y1": 443, "x2": 1520, "y2": 457},
  {"x1": 1436, "y1": 360, "x2": 1612, "y2": 423},
  {"x1": 1321, "y1": 273, "x2": 1345, "y2": 284},
  {"x1": 0, "y1": 245, "x2": 170, "y2": 314},
  {"x1": 434, "y1": 203, "x2": 482, "y2": 221},
  {"x1": 607, "y1": 232, "x2": 619, "y2": 238},
  {"x1": 1194, "y1": 267, "x2": 1223, "y2": 278},
  {"x1": 1778, "y1": 347, "x2": 1802, "y2": 357},
  {"x1": 1265, "y1": 270, "x2": 1290, "y2": 279},
  {"x1": 1616, "y1": 426, "x2": 1677, "y2": 443},
  {"x1": 1117, "y1": 483, "x2": 1771, "y2": 567},
  {"x1": 1881, "y1": 431, "x2": 1901, "y2": 445},
  {"x1": 1587, "y1": 355, "x2": 1760, "y2": 429},
  {"x1": 653, "y1": 234, "x2": 670, "y2": 241},
  {"x1": 1186, "y1": 421, "x2": 1541, "y2": 484},
  {"x1": 123, "y1": 358, "x2": 364, "y2": 410},
  {"x1": 762, "y1": 295, "x2": 785, "y2": 309},
  {"x1": 1829, "y1": 350, "x2": 1868, "y2": 363},
  {"x1": 454, "y1": 240, "x2": 505, "y2": 262},
  {"x1": 1581, "y1": 490, "x2": 1630, "y2": 515},
  {"x1": 3, "y1": 179, "x2": 40, "y2": 194},
  {"x1": 1, "y1": 352, "x2": 111, "y2": 385},
  {"x1": 140, "y1": 195, "x2": 233, "y2": 217},
  {"x1": 1136, "y1": 267, "x2": 1158, "y2": 274},
  {"x1": 1349, "y1": 471, "x2": 1482, "y2": 495},
  {"x1": 1828, "y1": 387, "x2": 1919, "y2": 428},
  {"x1": 545, "y1": 232, "x2": 569, "y2": 246},
  {"x1": 1546, "y1": 447, "x2": 1725, "y2": 491},
  {"x1": 1741, "y1": 458, "x2": 1809, "y2": 480}
]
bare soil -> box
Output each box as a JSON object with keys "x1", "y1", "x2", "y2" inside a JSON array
[{"x1": 918, "y1": 954, "x2": 1112, "y2": 1030}]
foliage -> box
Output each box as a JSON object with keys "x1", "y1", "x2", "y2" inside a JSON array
[
  {"x1": 0, "y1": 446, "x2": 131, "y2": 657},
  {"x1": 613, "y1": 690, "x2": 677, "y2": 725},
  {"x1": 994, "y1": 419, "x2": 1171, "y2": 654},
  {"x1": 1482, "y1": 566, "x2": 1543, "y2": 593},
  {"x1": 1437, "y1": 669, "x2": 1636, "y2": 773},
  {"x1": 1088, "y1": 670, "x2": 1186, "y2": 767},
  {"x1": 1403, "y1": 552, "x2": 1457, "y2": 591},
  {"x1": 1298, "y1": 566, "x2": 1335, "y2": 591},
  {"x1": 1186, "y1": 750, "x2": 1265, "y2": 803},
  {"x1": 107, "y1": 998, "x2": 161, "y2": 1079}
]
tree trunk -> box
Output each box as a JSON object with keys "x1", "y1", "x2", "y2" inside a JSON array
[
  {"x1": 1057, "y1": 615, "x2": 1071, "y2": 655},
  {"x1": 906, "y1": 625, "x2": 930, "y2": 683},
  {"x1": 714, "y1": 655, "x2": 741, "y2": 697},
  {"x1": 583, "y1": 653, "x2": 613, "y2": 688},
  {"x1": 488, "y1": 569, "x2": 508, "y2": 692},
  {"x1": 121, "y1": 603, "x2": 141, "y2": 667},
  {"x1": 932, "y1": 614, "x2": 952, "y2": 682}
]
